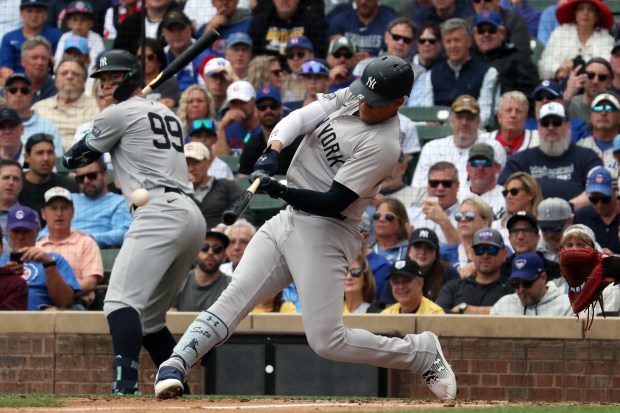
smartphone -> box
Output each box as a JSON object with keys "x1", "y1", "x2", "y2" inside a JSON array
[{"x1": 9, "y1": 252, "x2": 23, "y2": 263}]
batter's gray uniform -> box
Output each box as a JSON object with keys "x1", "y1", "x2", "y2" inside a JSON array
[
  {"x1": 87, "y1": 96, "x2": 206, "y2": 333},
  {"x1": 169, "y1": 88, "x2": 437, "y2": 373}
]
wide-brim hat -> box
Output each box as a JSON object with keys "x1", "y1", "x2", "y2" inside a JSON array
[{"x1": 556, "y1": 0, "x2": 614, "y2": 31}]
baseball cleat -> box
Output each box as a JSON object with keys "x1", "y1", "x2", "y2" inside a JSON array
[
  {"x1": 421, "y1": 333, "x2": 457, "y2": 400},
  {"x1": 154, "y1": 366, "x2": 185, "y2": 399}
]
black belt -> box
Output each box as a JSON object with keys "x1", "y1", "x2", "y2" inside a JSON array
[{"x1": 164, "y1": 187, "x2": 182, "y2": 194}]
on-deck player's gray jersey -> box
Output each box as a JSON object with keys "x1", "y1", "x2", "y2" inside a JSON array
[
  {"x1": 86, "y1": 97, "x2": 194, "y2": 204},
  {"x1": 286, "y1": 88, "x2": 401, "y2": 224}
]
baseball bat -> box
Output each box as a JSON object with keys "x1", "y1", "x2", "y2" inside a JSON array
[
  {"x1": 141, "y1": 29, "x2": 220, "y2": 96},
  {"x1": 221, "y1": 178, "x2": 261, "y2": 225}
]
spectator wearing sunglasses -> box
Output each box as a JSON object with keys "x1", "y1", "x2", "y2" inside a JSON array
[
  {"x1": 328, "y1": 0, "x2": 397, "y2": 58},
  {"x1": 576, "y1": 92, "x2": 620, "y2": 170},
  {"x1": 412, "y1": 22, "x2": 443, "y2": 81},
  {"x1": 523, "y1": 79, "x2": 589, "y2": 143},
  {"x1": 299, "y1": 60, "x2": 330, "y2": 108},
  {"x1": 458, "y1": 143, "x2": 505, "y2": 220},
  {"x1": 238, "y1": 86, "x2": 301, "y2": 178},
  {"x1": 281, "y1": 36, "x2": 314, "y2": 111},
  {"x1": 491, "y1": 252, "x2": 571, "y2": 316},
  {"x1": 537, "y1": 197, "x2": 574, "y2": 263},
  {"x1": 436, "y1": 227, "x2": 512, "y2": 314},
  {"x1": 466, "y1": 0, "x2": 531, "y2": 56},
  {"x1": 564, "y1": 58, "x2": 614, "y2": 124},
  {"x1": 382, "y1": 17, "x2": 416, "y2": 61},
  {"x1": 471, "y1": 11, "x2": 539, "y2": 109},
  {"x1": 136, "y1": 38, "x2": 180, "y2": 109},
  {"x1": 370, "y1": 198, "x2": 410, "y2": 265},
  {"x1": 381, "y1": 258, "x2": 445, "y2": 314},
  {"x1": 187, "y1": 119, "x2": 233, "y2": 180},
  {"x1": 184, "y1": 142, "x2": 254, "y2": 226},
  {"x1": 500, "y1": 211, "x2": 561, "y2": 281},
  {"x1": 410, "y1": 0, "x2": 475, "y2": 30},
  {"x1": 539, "y1": 0, "x2": 614, "y2": 82},
  {"x1": 411, "y1": 95, "x2": 506, "y2": 188},
  {"x1": 573, "y1": 166, "x2": 620, "y2": 253},
  {"x1": 171, "y1": 229, "x2": 232, "y2": 312},
  {"x1": 499, "y1": 102, "x2": 602, "y2": 208},
  {"x1": 326, "y1": 37, "x2": 358, "y2": 94},
  {"x1": 493, "y1": 171, "x2": 542, "y2": 243},
  {"x1": 0, "y1": 108, "x2": 27, "y2": 165},
  {"x1": 343, "y1": 252, "x2": 381, "y2": 314}
]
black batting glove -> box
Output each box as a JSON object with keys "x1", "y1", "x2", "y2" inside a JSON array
[
  {"x1": 249, "y1": 169, "x2": 287, "y2": 199},
  {"x1": 253, "y1": 145, "x2": 280, "y2": 176}
]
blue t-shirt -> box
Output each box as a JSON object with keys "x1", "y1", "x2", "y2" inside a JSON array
[
  {"x1": 366, "y1": 251, "x2": 390, "y2": 302},
  {"x1": 328, "y1": 6, "x2": 397, "y2": 56},
  {"x1": 0, "y1": 25, "x2": 62, "y2": 72},
  {"x1": 225, "y1": 122, "x2": 262, "y2": 153},
  {"x1": 165, "y1": 48, "x2": 212, "y2": 92},
  {"x1": 0, "y1": 253, "x2": 81, "y2": 311}
]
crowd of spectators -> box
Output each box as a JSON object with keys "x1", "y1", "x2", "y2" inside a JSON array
[{"x1": 0, "y1": 0, "x2": 620, "y2": 316}]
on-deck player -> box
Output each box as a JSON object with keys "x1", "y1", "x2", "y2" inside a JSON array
[
  {"x1": 155, "y1": 55, "x2": 457, "y2": 400},
  {"x1": 62, "y1": 49, "x2": 206, "y2": 394}
]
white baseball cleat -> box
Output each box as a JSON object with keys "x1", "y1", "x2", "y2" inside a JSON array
[
  {"x1": 154, "y1": 360, "x2": 186, "y2": 399},
  {"x1": 420, "y1": 332, "x2": 457, "y2": 400}
]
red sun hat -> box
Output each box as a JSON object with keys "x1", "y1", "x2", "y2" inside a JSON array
[{"x1": 556, "y1": 0, "x2": 614, "y2": 31}]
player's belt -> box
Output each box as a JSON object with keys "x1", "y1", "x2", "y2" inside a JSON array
[{"x1": 164, "y1": 187, "x2": 182, "y2": 195}]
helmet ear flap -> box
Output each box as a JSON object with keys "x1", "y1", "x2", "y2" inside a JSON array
[{"x1": 112, "y1": 71, "x2": 142, "y2": 101}]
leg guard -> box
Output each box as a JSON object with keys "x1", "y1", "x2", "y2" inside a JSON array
[
  {"x1": 112, "y1": 356, "x2": 139, "y2": 395},
  {"x1": 170, "y1": 311, "x2": 229, "y2": 369}
]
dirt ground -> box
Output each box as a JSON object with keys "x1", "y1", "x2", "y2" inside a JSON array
[{"x1": 0, "y1": 398, "x2": 610, "y2": 413}]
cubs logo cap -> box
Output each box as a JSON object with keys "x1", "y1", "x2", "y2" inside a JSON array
[
  {"x1": 532, "y1": 79, "x2": 562, "y2": 100},
  {"x1": 472, "y1": 227, "x2": 504, "y2": 248},
  {"x1": 506, "y1": 211, "x2": 539, "y2": 231},
  {"x1": 349, "y1": 55, "x2": 414, "y2": 106},
  {"x1": 256, "y1": 85, "x2": 282, "y2": 105},
  {"x1": 184, "y1": 142, "x2": 211, "y2": 161},
  {"x1": 388, "y1": 259, "x2": 422, "y2": 280},
  {"x1": 226, "y1": 32, "x2": 253, "y2": 48},
  {"x1": 225, "y1": 80, "x2": 255, "y2": 103},
  {"x1": 586, "y1": 166, "x2": 615, "y2": 196},
  {"x1": 475, "y1": 10, "x2": 503, "y2": 27},
  {"x1": 7, "y1": 205, "x2": 40, "y2": 231},
  {"x1": 44, "y1": 186, "x2": 73, "y2": 204},
  {"x1": 510, "y1": 252, "x2": 544, "y2": 281},
  {"x1": 408, "y1": 227, "x2": 439, "y2": 250},
  {"x1": 537, "y1": 198, "x2": 573, "y2": 227}
]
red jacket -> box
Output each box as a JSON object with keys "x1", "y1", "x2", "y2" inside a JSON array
[{"x1": 0, "y1": 274, "x2": 28, "y2": 311}]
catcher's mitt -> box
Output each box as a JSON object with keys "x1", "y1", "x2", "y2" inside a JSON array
[{"x1": 559, "y1": 247, "x2": 610, "y2": 329}]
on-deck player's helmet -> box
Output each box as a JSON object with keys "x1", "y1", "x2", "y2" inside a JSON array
[
  {"x1": 349, "y1": 55, "x2": 414, "y2": 106},
  {"x1": 90, "y1": 49, "x2": 141, "y2": 102}
]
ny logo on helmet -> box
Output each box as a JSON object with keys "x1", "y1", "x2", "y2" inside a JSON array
[
  {"x1": 99, "y1": 57, "x2": 108, "y2": 67},
  {"x1": 366, "y1": 76, "x2": 376, "y2": 89}
]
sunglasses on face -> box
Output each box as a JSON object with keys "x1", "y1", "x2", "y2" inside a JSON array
[
  {"x1": 502, "y1": 187, "x2": 522, "y2": 197},
  {"x1": 286, "y1": 50, "x2": 306, "y2": 60},
  {"x1": 592, "y1": 104, "x2": 618, "y2": 113},
  {"x1": 472, "y1": 0, "x2": 493, "y2": 3},
  {"x1": 476, "y1": 26, "x2": 497, "y2": 35},
  {"x1": 6, "y1": 86, "x2": 31, "y2": 95},
  {"x1": 455, "y1": 211, "x2": 477, "y2": 222},
  {"x1": 534, "y1": 93, "x2": 559, "y2": 102},
  {"x1": 256, "y1": 101, "x2": 281, "y2": 111},
  {"x1": 509, "y1": 227, "x2": 537, "y2": 235},
  {"x1": 418, "y1": 37, "x2": 437, "y2": 45},
  {"x1": 389, "y1": 32, "x2": 413, "y2": 44},
  {"x1": 192, "y1": 119, "x2": 215, "y2": 130},
  {"x1": 349, "y1": 268, "x2": 363, "y2": 278},
  {"x1": 473, "y1": 245, "x2": 500, "y2": 256},
  {"x1": 270, "y1": 68, "x2": 286, "y2": 77},
  {"x1": 541, "y1": 225, "x2": 564, "y2": 233},
  {"x1": 75, "y1": 171, "x2": 100, "y2": 183},
  {"x1": 589, "y1": 195, "x2": 612, "y2": 204},
  {"x1": 586, "y1": 71, "x2": 609, "y2": 82},
  {"x1": 373, "y1": 212, "x2": 398, "y2": 222},
  {"x1": 510, "y1": 277, "x2": 538, "y2": 289},
  {"x1": 332, "y1": 51, "x2": 353, "y2": 59},
  {"x1": 202, "y1": 243, "x2": 224, "y2": 254},
  {"x1": 469, "y1": 159, "x2": 493, "y2": 168},
  {"x1": 428, "y1": 179, "x2": 454, "y2": 188},
  {"x1": 539, "y1": 117, "x2": 564, "y2": 128},
  {"x1": 137, "y1": 53, "x2": 156, "y2": 62}
]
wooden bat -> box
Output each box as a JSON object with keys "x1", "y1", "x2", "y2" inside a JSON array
[
  {"x1": 221, "y1": 178, "x2": 261, "y2": 225},
  {"x1": 141, "y1": 29, "x2": 220, "y2": 96}
]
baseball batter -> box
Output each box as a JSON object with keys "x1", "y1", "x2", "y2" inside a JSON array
[
  {"x1": 155, "y1": 56, "x2": 456, "y2": 400},
  {"x1": 62, "y1": 50, "x2": 206, "y2": 394}
]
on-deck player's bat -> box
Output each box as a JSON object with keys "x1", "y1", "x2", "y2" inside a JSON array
[
  {"x1": 222, "y1": 178, "x2": 261, "y2": 225},
  {"x1": 141, "y1": 29, "x2": 220, "y2": 96}
]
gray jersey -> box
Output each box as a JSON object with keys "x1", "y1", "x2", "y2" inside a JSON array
[
  {"x1": 286, "y1": 88, "x2": 401, "y2": 223},
  {"x1": 86, "y1": 97, "x2": 194, "y2": 205}
]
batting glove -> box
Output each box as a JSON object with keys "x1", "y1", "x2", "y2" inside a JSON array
[
  {"x1": 249, "y1": 170, "x2": 287, "y2": 199},
  {"x1": 253, "y1": 145, "x2": 280, "y2": 176}
]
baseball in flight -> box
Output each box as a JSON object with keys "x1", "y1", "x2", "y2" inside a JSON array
[{"x1": 131, "y1": 188, "x2": 150, "y2": 207}]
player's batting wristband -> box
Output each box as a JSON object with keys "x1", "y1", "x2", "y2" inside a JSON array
[{"x1": 602, "y1": 256, "x2": 620, "y2": 281}]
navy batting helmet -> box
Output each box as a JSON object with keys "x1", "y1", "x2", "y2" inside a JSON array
[
  {"x1": 91, "y1": 49, "x2": 141, "y2": 101},
  {"x1": 349, "y1": 55, "x2": 414, "y2": 106}
]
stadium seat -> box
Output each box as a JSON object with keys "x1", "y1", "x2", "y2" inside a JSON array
[
  {"x1": 399, "y1": 106, "x2": 451, "y2": 123},
  {"x1": 91, "y1": 248, "x2": 120, "y2": 311},
  {"x1": 529, "y1": 0, "x2": 556, "y2": 12},
  {"x1": 530, "y1": 38, "x2": 545, "y2": 73},
  {"x1": 55, "y1": 157, "x2": 74, "y2": 175},
  {"x1": 380, "y1": 0, "x2": 411, "y2": 13},
  {"x1": 218, "y1": 155, "x2": 240, "y2": 175},
  {"x1": 416, "y1": 124, "x2": 452, "y2": 147}
]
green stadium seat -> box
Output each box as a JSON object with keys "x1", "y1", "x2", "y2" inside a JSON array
[
  {"x1": 399, "y1": 106, "x2": 451, "y2": 123},
  {"x1": 416, "y1": 124, "x2": 453, "y2": 147},
  {"x1": 530, "y1": 38, "x2": 544, "y2": 72},
  {"x1": 218, "y1": 155, "x2": 240, "y2": 175},
  {"x1": 529, "y1": 0, "x2": 556, "y2": 12},
  {"x1": 91, "y1": 248, "x2": 120, "y2": 311},
  {"x1": 380, "y1": 0, "x2": 411, "y2": 13},
  {"x1": 55, "y1": 157, "x2": 74, "y2": 175}
]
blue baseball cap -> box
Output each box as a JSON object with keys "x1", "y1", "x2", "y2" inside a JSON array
[
  {"x1": 586, "y1": 167, "x2": 614, "y2": 196},
  {"x1": 226, "y1": 32, "x2": 253, "y2": 48},
  {"x1": 533, "y1": 80, "x2": 562, "y2": 100},
  {"x1": 256, "y1": 85, "x2": 282, "y2": 104},
  {"x1": 64, "y1": 34, "x2": 89, "y2": 55},
  {"x1": 188, "y1": 118, "x2": 217, "y2": 136},
  {"x1": 613, "y1": 134, "x2": 620, "y2": 153},
  {"x1": 7, "y1": 205, "x2": 40, "y2": 231},
  {"x1": 300, "y1": 60, "x2": 329, "y2": 77},
  {"x1": 511, "y1": 252, "x2": 544, "y2": 281},
  {"x1": 475, "y1": 10, "x2": 503, "y2": 27},
  {"x1": 20, "y1": 0, "x2": 48, "y2": 9},
  {"x1": 286, "y1": 36, "x2": 313, "y2": 52}
]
